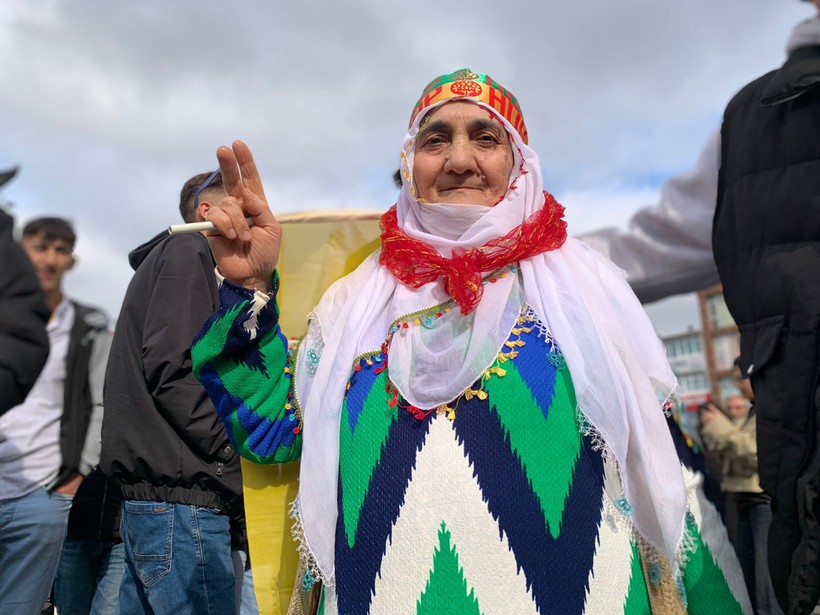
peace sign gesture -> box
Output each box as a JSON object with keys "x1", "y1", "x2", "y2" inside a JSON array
[{"x1": 202, "y1": 141, "x2": 282, "y2": 293}]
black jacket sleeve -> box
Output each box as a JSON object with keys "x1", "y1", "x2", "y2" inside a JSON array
[
  {"x1": 142, "y1": 236, "x2": 227, "y2": 459},
  {"x1": 0, "y1": 210, "x2": 49, "y2": 415}
]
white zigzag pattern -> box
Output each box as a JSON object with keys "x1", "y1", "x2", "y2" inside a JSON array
[
  {"x1": 582, "y1": 455, "x2": 638, "y2": 614},
  {"x1": 368, "y1": 415, "x2": 540, "y2": 615}
]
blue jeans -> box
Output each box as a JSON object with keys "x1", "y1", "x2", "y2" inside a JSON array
[
  {"x1": 233, "y1": 548, "x2": 260, "y2": 615},
  {"x1": 54, "y1": 537, "x2": 126, "y2": 615},
  {"x1": 0, "y1": 487, "x2": 73, "y2": 615},
  {"x1": 119, "y1": 500, "x2": 236, "y2": 615}
]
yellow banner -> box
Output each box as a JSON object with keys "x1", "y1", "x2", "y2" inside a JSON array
[
  {"x1": 242, "y1": 209, "x2": 383, "y2": 614},
  {"x1": 277, "y1": 210, "x2": 382, "y2": 339}
]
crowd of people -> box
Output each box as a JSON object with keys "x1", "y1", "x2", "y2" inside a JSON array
[
  {"x1": 0, "y1": 176, "x2": 259, "y2": 615},
  {"x1": 0, "y1": 2, "x2": 819, "y2": 614}
]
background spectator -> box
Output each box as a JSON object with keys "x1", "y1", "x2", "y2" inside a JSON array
[{"x1": 0, "y1": 217, "x2": 111, "y2": 615}]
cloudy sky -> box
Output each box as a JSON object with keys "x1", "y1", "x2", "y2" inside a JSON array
[{"x1": 0, "y1": 0, "x2": 814, "y2": 335}]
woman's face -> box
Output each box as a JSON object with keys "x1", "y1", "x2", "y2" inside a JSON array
[{"x1": 412, "y1": 100, "x2": 514, "y2": 207}]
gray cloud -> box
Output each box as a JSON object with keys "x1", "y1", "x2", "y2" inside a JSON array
[{"x1": 0, "y1": 0, "x2": 813, "y2": 330}]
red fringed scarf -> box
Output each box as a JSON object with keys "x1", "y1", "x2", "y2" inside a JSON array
[{"x1": 379, "y1": 191, "x2": 568, "y2": 315}]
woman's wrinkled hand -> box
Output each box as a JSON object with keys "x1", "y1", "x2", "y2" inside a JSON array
[{"x1": 202, "y1": 140, "x2": 282, "y2": 292}]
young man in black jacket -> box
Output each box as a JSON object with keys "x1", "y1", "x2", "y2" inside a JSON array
[
  {"x1": 0, "y1": 217, "x2": 112, "y2": 615},
  {"x1": 101, "y1": 172, "x2": 251, "y2": 615}
]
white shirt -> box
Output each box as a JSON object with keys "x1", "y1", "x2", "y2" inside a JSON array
[
  {"x1": 0, "y1": 299, "x2": 74, "y2": 500},
  {"x1": 577, "y1": 131, "x2": 721, "y2": 304}
]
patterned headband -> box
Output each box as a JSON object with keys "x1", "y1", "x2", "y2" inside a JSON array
[{"x1": 409, "y1": 68, "x2": 528, "y2": 144}]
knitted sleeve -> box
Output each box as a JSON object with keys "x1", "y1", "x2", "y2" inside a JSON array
[{"x1": 192, "y1": 272, "x2": 302, "y2": 464}]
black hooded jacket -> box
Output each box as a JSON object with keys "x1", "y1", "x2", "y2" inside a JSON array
[{"x1": 101, "y1": 231, "x2": 243, "y2": 518}]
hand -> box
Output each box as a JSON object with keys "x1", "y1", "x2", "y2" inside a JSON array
[
  {"x1": 699, "y1": 402, "x2": 722, "y2": 424},
  {"x1": 202, "y1": 141, "x2": 282, "y2": 291},
  {"x1": 54, "y1": 472, "x2": 84, "y2": 496}
]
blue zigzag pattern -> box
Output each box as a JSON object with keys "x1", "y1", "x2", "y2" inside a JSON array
[
  {"x1": 455, "y1": 394, "x2": 605, "y2": 614},
  {"x1": 512, "y1": 323, "x2": 559, "y2": 419},
  {"x1": 198, "y1": 362, "x2": 298, "y2": 455},
  {"x1": 343, "y1": 361, "x2": 382, "y2": 434},
  {"x1": 334, "y1": 406, "x2": 432, "y2": 614}
]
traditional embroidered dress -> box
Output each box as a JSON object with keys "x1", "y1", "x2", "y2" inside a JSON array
[
  {"x1": 192, "y1": 69, "x2": 751, "y2": 614},
  {"x1": 194, "y1": 287, "x2": 748, "y2": 614}
]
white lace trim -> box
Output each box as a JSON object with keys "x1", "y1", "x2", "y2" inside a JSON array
[{"x1": 289, "y1": 496, "x2": 335, "y2": 588}]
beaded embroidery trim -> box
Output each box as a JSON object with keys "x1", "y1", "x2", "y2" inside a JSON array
[
  {"x1": 347, "y1": 296, "x2": 577, "y2": 424},
  {"x1": 389, "y1": 265, "x2": 519, "y2": 333},
  {"x1": 381, "y1": 267, "x2": 518, "y2": 421},
  {"x1": 279, "y1": 353, "x2": 301, "y2": 435}
]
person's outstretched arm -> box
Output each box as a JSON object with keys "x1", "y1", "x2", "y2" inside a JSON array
[{"x1": 578, "y1": 130, "x2": 721, "y2": 303}]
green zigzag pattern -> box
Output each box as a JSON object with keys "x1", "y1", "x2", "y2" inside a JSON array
[
  {"x1": 416, "y1": 522, "x2": 482, "y2": 615},
  {"x1": 339, "y1": 369, "x2": 396, "y2": 548},
  {"x1": 623, "y1": 543, "x2": 651, "y2": 614},
  {"x1": 681, "y1": 517, "x2": 743, "y2": 614},
  {"x1": 192, "y1": 302, "x2": 246, "y2": 376},
  {"x1": 483, "y1": 359, "x2": 581, "y2": 540},
  {"x1": 192, "y1": 301, "x2": 300, "y2": 464}
]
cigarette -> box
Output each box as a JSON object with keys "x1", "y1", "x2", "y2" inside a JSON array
[{"x1": 167, "y1": 218, "x2": 255, "y2": 235}]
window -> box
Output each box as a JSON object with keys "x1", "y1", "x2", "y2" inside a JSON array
[{"x1": 677, "y1": 372, "x2": 709, "y2": 395}]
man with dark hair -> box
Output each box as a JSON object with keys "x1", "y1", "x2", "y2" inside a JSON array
[
  {"x1": 0, "y1": 216, "x2": 112, "y2": 615},
  {"x1": 101, "y1": 171, "x2": 253, "y2": 614},
  {"x1": 177, "y1": 169, "x2": 220, "y2": 223}
]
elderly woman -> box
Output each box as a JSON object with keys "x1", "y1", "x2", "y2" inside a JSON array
[{"x1": 193, "y1": 70, "x2": 749, "y2": 614}]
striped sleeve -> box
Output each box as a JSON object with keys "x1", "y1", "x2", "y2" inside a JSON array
[{"x1": 192, "y1": 272, "x2": 302, "y2": 464}]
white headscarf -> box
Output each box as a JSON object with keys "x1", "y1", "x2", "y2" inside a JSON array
[{"x1": 295, "y1": 98, "x2": 684, "y2": 584}]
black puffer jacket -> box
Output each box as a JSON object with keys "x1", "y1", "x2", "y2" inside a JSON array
[
  {"x1": 714, "y1": 45, "x2": 820, "y2": 615},
  {"x1": 0, "y1": 209, "x2": 49, "y2": 415},
  {"x1": 101, "y1": 232, "x2": 243, "y2": 520}
]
